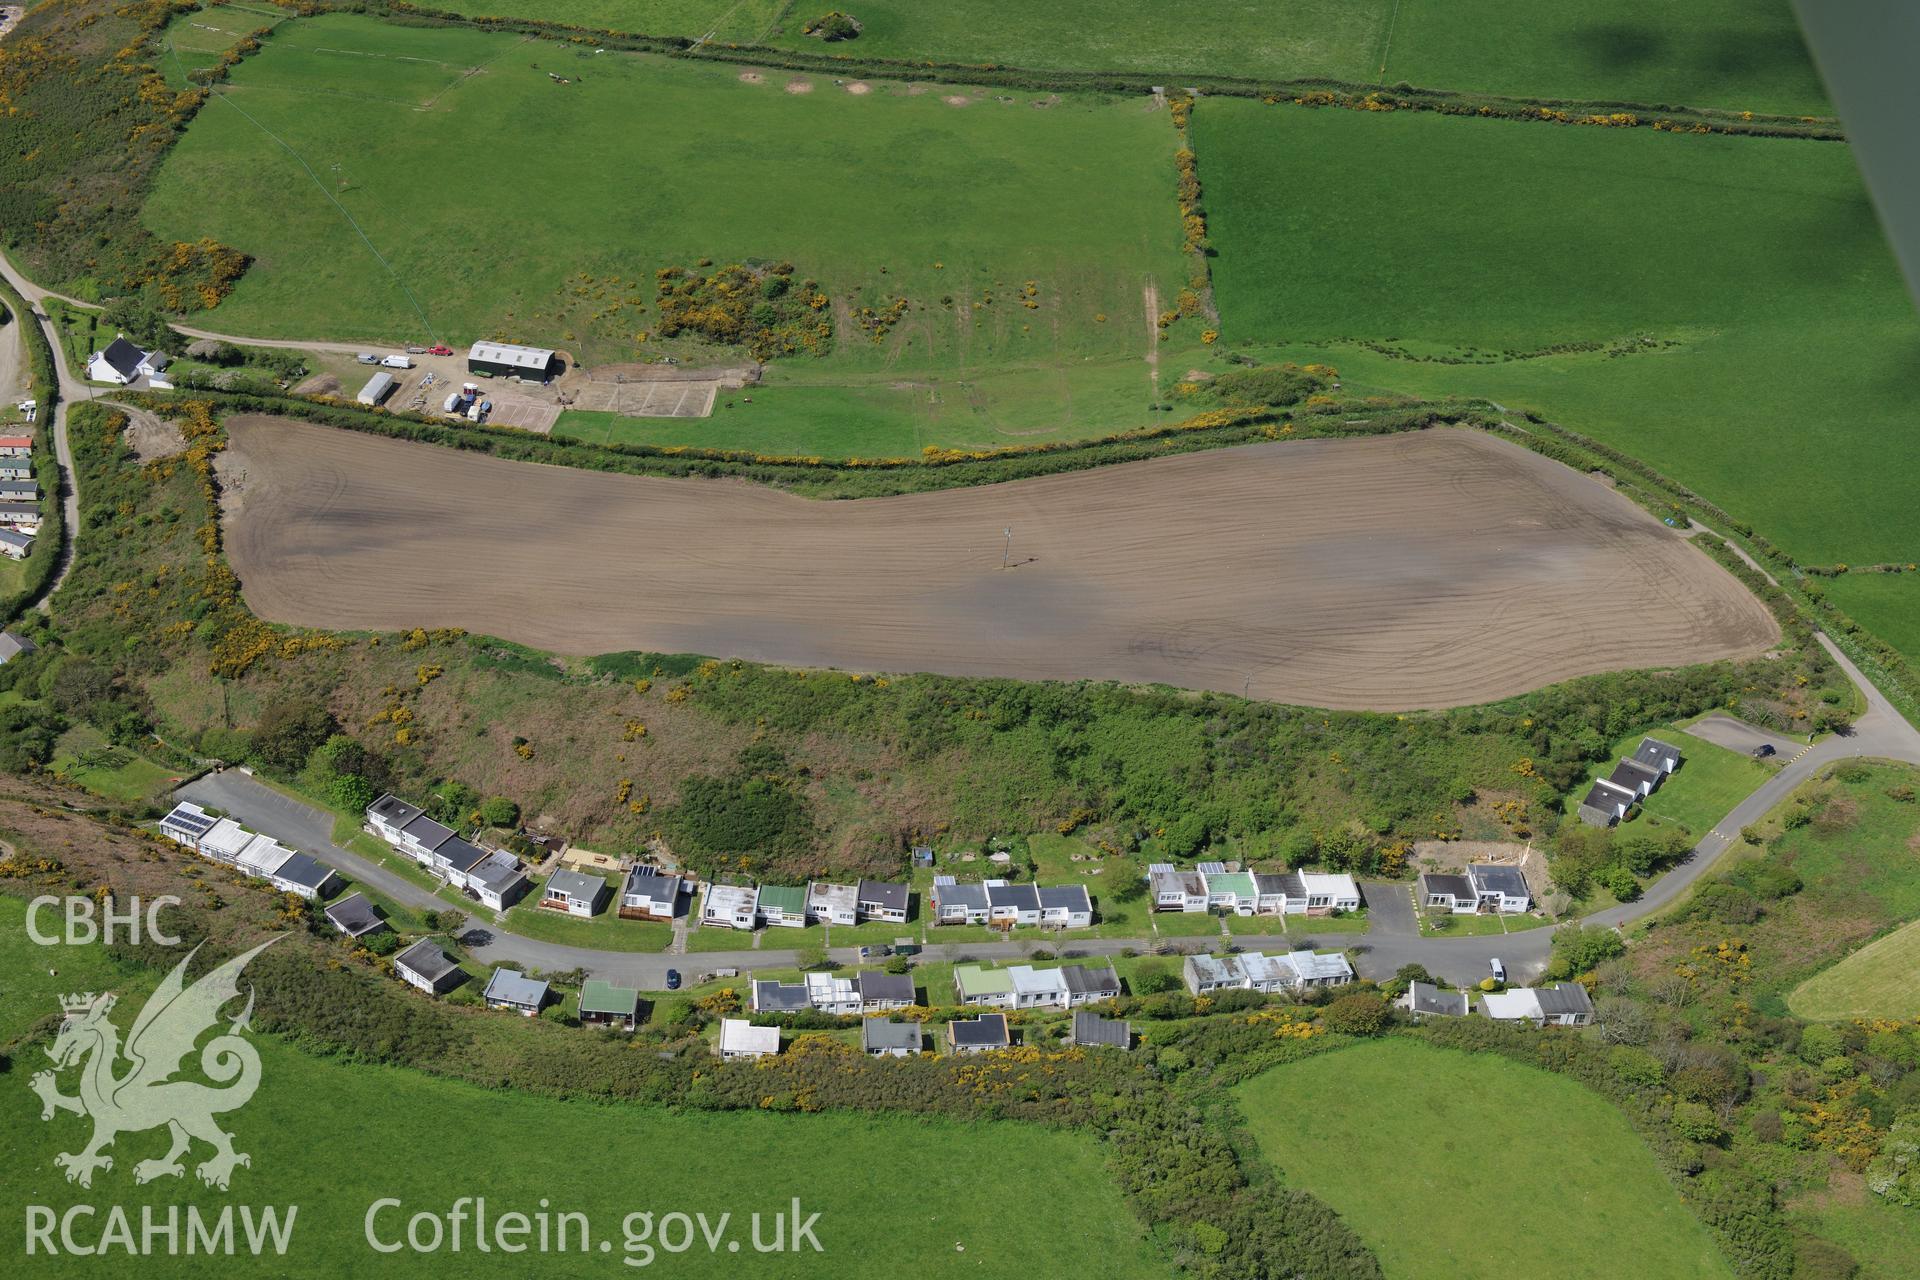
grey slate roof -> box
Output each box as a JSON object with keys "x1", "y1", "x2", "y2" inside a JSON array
[
  {"x1": 862, "y1": 1019, "x2": 922, "y2": 1053},
  {"x1": 545, "y1": 868, "x2": 605, "y2": 903},
  {"x1": 986, "y1": 882, "x2": 1041, "y2": 912},
  {"x1": 623, "y1": 868, "x2": 683, "y2": 903},
  {"x1": 0, "y1": 631, "x2": 37, "y2": 664},
  {"x1": 1634, "y1": 737, "x2": 1683, "y2": 771},
  {"x1": 1062, "y1": 963, "x2": 1120, "y2": 996},
  {"x1": 483, "y1": 967, "x2": 549, "y2": 1008},
  {"x1": 272, "y1": 852, "x2": 335, "y2": 891},
  {"x1": 1071, "y1": 1010, "x2": 1131, "y2": 1048},
  {"x1": 1469, "y1": 864, "x2": 1530, "y2": 898},
  {"x1": 752, "y1": 980, "x2": 812, "y2": 1013},
  {"x1": 434, "y1": 836, "x2": 490, "y2": 873},
  {"x1": 1420, "y1": 872, "x2": 1474, "y2": 900},
  {"x1": 466, "y1": 850, "x2": 526, "y2": 895},
  {"x1": 323, "y1": 892, "x2": 385, "y2": 937},
  {"x1": 856, "y1": 878, "x2": 909, "y2": 914},
  {"x1": 98, "y1": 337, "x2": 145, "y2": 379},
  {"x1": 400, "y1": 811, "x2": 456, "y2": 851},
  {"x1": 949, "y1": 1013, "x2": 1010, "y2": 1048},
  {"x1": 395, "y1": 939, "x2": 462, "y2": 983},
  {"x1": 1537, "y1": 983, "x2": 1595, "y2": 1017},
  {"x1": 856, "y1": 971, "x2": 916, "y2": 1004},
  {"x1": 368, "y1": 793, "x2": 424, "y2": 829},
  {"x1": 933, "y1": 878, "x2": 990, "y2": 910},
  {"x1": 1581, "y1": 780, "x2": 1632, "y2": 813},
  {"x1": 1609, "y1": 757, "x2": 1662, "y2": 792},
  {"x1": 1038, "y1": 883, "x2": 1092, "y2": 913},
  {"x1": 1253, "y1": 872, "x2": 1299, "y2": 897},
  {"x1": 1406, "y1": 981, "x2": 1468, "y2": 1017}
]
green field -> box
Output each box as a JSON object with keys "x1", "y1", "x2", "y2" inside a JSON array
[
  {"x1": 1821, "y1": 573, "x2": 1920, "y2": 663},
  {"x1": 1235, "y1": 1040, "x2": 1733, "y2": 1280},
  {"x1": 434, "y1": 0, "x2": 789, "y2": 43},
  {"x1": 0, "y1": 892, "x2": 1165, "y2": 1278},
  {"x1": 1789, "y1": 916, "x2": 1920, "y2": 1020},
  {"x1": 1194, "y1": 100, "x2": 1920, "y2": 571},
  {"x1": 142, "y1": 14, "x2": 1188, "y2": 383}
]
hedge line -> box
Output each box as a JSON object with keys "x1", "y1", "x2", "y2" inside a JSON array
[
  {"x1": 128, "y1": 385, "x2": 1459, "y2": 498},
  {"x1": 0, "y1": 276, "x2": 64, "y2": 625},
  {"x1": 355, "y1": 1, "x2": 1841, "y2": 141}
]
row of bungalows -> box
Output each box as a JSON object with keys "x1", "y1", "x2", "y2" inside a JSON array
[
  {"x1": 699, "y1": 877, "x2": 912, "y2": 930},
  {"x1": 728, "y1": 1006, "x2": 1136, "y2": 1062},
  {"x1": 159, "y1": 801, "x2": 341, "y2": 899},
  {"x1": 364, "y1": 793, "x2": 532, "y2": 911},
  {"x1": 928, "y1": 877, "x2": 1094, "y2": 929},
  {"x1": 0, "y1": 456, "x2": 38, "y2": 560},
  {"x1": 750, "y1": 969, "x2": 917, "y2": 1016},
  {"x1": 391, "y1": 944, "x2": 645, "y2": 1031},
  {"x1": 953, "y1": 962, "x2": 1122, "y2": 1010},
  {"x1": 1417, "y1": 863, "x2": 1533, "y2": 915},
  {"x1": 1151, "y1": 863, "x2": 1363, "y2": 916},
  {"x1": 1402, "y1": 980, "x2": 1595, "y2": 1027},
  {"x1": 1182, "y1": 949, "x2": 1356, "y2": 996},
  {"x1": 1578, "y1": 736, "x2": 1683, "y2": 827}
]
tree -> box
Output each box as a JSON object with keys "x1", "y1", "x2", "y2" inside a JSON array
[
  {"x1": 477, "y1": 796, "x2": 520, "y2": 829},
  {"x1": 101, "y1": 298, "x2": 179, "y2": 352},
  {"x1": 328, "y1": 772, "x2": 376, "y2": 815},
  {"x1": 1132, "y1": 962, "x2": 1178, "y2": 994},
  {"x1": 252, "y1": 697, "x2": 339, "y2": 774},
  {"x1": 1321, "y1": 993, "x2": 1389, "y2": 1036},
  {"x1": 1545, "y1": 924, "x2": 1624, "y2": 981},
  {"x1": 0, "y1": 702, "x2": 65, "y2": 772}
]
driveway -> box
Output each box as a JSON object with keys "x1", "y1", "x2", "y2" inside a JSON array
[
  {"x1": 1683, "y1": 712, "x2": 1807, "y2": 762},
  {"x1": 1361, "y1": 881, "x2": 1416, "y2": 935}
]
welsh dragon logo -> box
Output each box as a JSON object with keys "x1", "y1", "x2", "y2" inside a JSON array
[{"x1": 31, "y1": 938, "x2": 279, "y2": 1190}]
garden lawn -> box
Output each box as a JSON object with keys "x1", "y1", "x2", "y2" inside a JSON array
[
  {"x1": 1566, "y1": 724, "x2": 1774, "y2": 837},
  {"x1": 1235, "y1": 1039, "x2": 1733, "y2": 1280},
  {"x1": 141, "y1": 14, "x2": 1190, "y2": 382},
  {"x1": 499, "y1": 872, "x2": 673, "y2": 953},
  {"x1": 1194, "y1": 100, "x2": 1920, "y2": 572},
  {"x1": 1788, "y1": 916, "x2": 1920, "y2": 1021},
  {"x1": 46, "y1": 725, "x2": 183, "y2": 805}
]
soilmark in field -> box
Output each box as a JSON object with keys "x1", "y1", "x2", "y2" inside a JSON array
[{"x1": 217, "y1": 417, "x2": 1778, "y2": 710}]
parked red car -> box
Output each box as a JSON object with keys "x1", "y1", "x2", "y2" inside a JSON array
[{"x1": 426, "y1": 344, "x2": 454, "y2": 356}]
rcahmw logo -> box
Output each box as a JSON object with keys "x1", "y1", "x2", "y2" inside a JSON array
[{"x1": 23, "y1": 935, "x2": 300, "y2": 1259}]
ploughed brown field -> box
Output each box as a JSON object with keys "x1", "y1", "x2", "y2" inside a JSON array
[{"x1": 218, "y1": 417, "x2": 1779, "y2": 710}]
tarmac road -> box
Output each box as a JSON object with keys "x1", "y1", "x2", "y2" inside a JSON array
[{"x1": 178, "y1": 637, "x2": 1920, "y2": 993}]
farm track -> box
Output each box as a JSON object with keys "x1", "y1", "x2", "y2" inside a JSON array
[{"x1": 218, "y1": 415, "x2": 1778, "y2": 711}]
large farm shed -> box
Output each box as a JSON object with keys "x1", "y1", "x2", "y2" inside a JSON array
[{"x1": 468, "y1": 341, "x2": 557, "y2": 383}]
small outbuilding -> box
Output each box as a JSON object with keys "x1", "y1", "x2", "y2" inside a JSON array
[
  {"x1": 323, "y1": 892, "x2": 387, "y2": 939},
  {"x1": 483, "y1": 967, "x2": 550, "y2": 1016},
  {"x1": 578, "y1": 979, "x2": 641, "y2": 1031},
  {"x1": 394, "y1": 940, "x2": 467, "y2": 995},
  {"x1": 356, "y1": 371, "x2": 396, "y2": 406}
]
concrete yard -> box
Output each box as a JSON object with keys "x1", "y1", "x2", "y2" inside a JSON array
[{"x1": 217, "y1": 419, "x2": 1780, "y2": 710}]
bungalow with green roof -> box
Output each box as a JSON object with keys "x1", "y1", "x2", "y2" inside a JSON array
[
  {"x1": 755, "y1": 884, "x2": 809, "y2": 929},
  {"x1": 579, "y1": 979, "x2": 640, "y2": 1031},
  {"x1": 1204, "y1": 871, "x2": 1258, "y2": 915},
  {"x1": 953, "y1": 964, "x2": 1015, "y2": 1009}
]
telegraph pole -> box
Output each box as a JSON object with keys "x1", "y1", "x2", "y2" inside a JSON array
[{"x1": 1002, "y1": 526, "x2": 1012, "y2": 569}]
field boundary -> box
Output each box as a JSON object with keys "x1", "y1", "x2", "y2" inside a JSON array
[{"x1": 369, "y1": 0, "x2": 1843, "y2": 140}]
